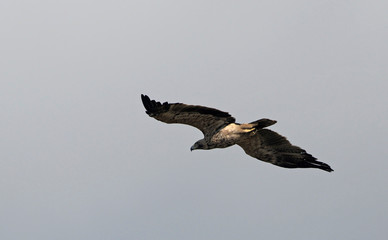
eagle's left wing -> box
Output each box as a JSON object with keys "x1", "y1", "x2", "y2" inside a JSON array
[{"x1": 141, "y1": 94, "x2": 235, "y2": 136}]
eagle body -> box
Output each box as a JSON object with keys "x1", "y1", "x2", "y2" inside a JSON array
[
  {"x1": 203, "y1": 123, "x2": 250, "y2": 149},
  {"x1": 141, "y1": 94, "x2": 333, "y2": 172}
]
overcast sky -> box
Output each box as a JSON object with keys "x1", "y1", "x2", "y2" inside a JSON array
[{"x1": 1, "y1": 1, "x2": 388, "y2": 239}]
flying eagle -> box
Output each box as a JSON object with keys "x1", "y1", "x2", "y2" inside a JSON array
[{"x1": 141, "y1": 94, "x2": 333, "y2": 172}]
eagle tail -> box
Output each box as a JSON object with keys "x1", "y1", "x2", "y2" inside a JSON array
[{"x1": 249, "y1": 118, "x2": 277, "y2": 129}]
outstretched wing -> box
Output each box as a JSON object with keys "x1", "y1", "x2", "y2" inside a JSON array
[
  {"x1": 141, "y1": 94, "x2": 235, "y2": 136},
  {"x1": 237, "y1": 129, "x2": 333, "y2": 172}
]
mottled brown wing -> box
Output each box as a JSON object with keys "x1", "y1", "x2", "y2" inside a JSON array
[
  {"x1": 141, "y1": 94, "x2": 236, "y2": 136},
  {"x1": 237, "y1": 129, "x2": 333, "y2": 172}
]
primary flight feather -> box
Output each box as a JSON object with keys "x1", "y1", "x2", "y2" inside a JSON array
[{"x1": 141, "y1": 94, "x2": 333, "y2": 172}]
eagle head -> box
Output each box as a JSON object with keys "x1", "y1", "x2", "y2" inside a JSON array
[{"x1": 190, "y1": 139, "x2": 208, "y2": 151}]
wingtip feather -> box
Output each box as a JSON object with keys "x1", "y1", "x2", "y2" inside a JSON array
[
  {"x1": 141, "y1": 94, "x2": 170, "y2": 116},
  {"x1": 141, "y1": 94, "x2": 151, "y2": 113}
]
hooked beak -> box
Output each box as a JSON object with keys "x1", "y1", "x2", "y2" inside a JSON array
[{"x1": 190, "y1": 145, "x2": 194, "y2": 151}]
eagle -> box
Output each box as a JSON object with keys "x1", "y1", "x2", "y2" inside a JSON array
[{"x1": 141, "y1": 94, "x2": 333, "y2": 172}]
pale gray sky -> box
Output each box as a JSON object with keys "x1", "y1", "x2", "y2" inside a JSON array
[{"x1": 1, "y1": 1, "x2": 388, "y2": 239}]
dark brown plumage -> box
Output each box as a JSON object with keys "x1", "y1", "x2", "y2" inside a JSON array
[{"x1": 141, "y1": 94, "x2": 333, "y2": 172}]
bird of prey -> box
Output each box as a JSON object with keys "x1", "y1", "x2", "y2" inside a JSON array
[{"x1": 141, "y1": 94, "x2": 333, "y2": 172}]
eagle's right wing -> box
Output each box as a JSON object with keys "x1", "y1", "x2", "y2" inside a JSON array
[
  {"x1": 237, "y1": 129, "x2": 333, "y2": 172},
  {"x1": 141, "y1": 94, "x2": 236, "y2": 136}
]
